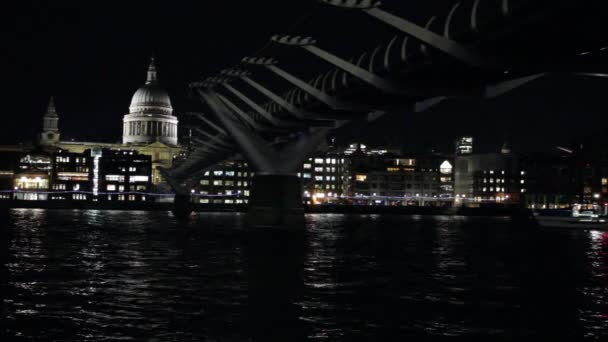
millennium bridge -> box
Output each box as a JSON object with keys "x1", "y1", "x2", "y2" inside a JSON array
[{"x1": 162, "y1": 0, "x2": 608, "y2": 226}]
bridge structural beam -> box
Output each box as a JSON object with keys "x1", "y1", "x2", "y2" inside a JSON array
[
  {"x1": 263, "y1": 63, "x2": 358, "y2": 111},
  {"x1": 222, "y1": 83, "x2": 301, "y2": 128},
  {"x1": 197, "y1": 88, "x2": 334, "y2": 228},
  {"x1": 319, "y1": 0, "x2": 487, "y2": 67},
  {"x1": 272, "y1": 35, "x2": 404, "y2": 94},
  {"x1": 241, "y1": 76, "x2": 331, "y2": 121}
]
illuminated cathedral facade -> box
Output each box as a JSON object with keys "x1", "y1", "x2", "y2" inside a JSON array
[{"x1": 38, "y1": 57, "x2": 183, "y2": 186}]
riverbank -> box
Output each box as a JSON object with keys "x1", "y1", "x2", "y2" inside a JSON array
[{"x1": 0, "y1": 200, "x2": 534, "y2": 218}]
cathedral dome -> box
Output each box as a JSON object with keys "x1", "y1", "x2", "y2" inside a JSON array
[
  {"x1": 128, "y1": 58, "x2": 173, "y2": 115},
  {"x1": 123, "y1": 57, "x2": 179, "y2": 147}
]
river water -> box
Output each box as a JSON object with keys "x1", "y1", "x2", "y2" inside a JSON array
[{"x1": 0, "y1": 209, "x2": 607, "y2": 341}]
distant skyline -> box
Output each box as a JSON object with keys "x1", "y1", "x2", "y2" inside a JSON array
[{"x1": 4, "y1": 0, "x2": 608, "y2": 154}]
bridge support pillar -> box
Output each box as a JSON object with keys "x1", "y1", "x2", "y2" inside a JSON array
[
  {"x1": 246, "y1": 174, "x2": 305, "y2": 229},
  {"x1": 172, "y1": 194, "x2": 193, "y2": 220}
]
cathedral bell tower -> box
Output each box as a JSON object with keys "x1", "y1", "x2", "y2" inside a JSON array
[{"x1": 39, "y1": 97, "x2": 61, "y2": 146}]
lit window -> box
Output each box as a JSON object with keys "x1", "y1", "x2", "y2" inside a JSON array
[
  {"x1": 355, "y1": 175, "x2": 367, "y2": 182},
  {"x1": 105, "y1": 175, "x2": 125, "y2": 182},
  {"x1": 303, "y1": 164, "x2": 312, "y2": 169},
  {"x1": 315, "y1": 158, "x2": 324, "y2": 164},
  {"x1": 130, "y1": 176, "x2": 149, "y2": 183},
  {"x1": 214, "y1": 171, "x2": 224, "y2": 176},
  {"x1": 107, "y1": 184, "x2": 117, "y2": 191},
  {"x1": 303, "y1": 173, "x2": 312, "y2": 179}
]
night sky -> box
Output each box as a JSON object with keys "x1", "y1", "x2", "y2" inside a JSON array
[{"x1": 3, "y1": 1, "x2": 608, "y2": 154}]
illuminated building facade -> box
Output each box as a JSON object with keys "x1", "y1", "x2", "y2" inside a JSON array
[
  {"x1": 344, "y1": 152, "x2": 454, "y2": 206},
  {"x1": 32, "y1": 57, "x2": 182, "y2": 188},
  {"x1": 454, "y1": 141, "x2": 525, "y2": 205},
  {"x1": 455, "y1": 136, "x2": 474, "y2": 155},
  {"x1": 50, "y1": 150, "x2": 91, "y2": 201},
  {"x1": 13, "y1": 153, "x2": 52, "y2": 201},
  {"x1": 300, "y1": 151, "x2": 346, "y2": 205},
  {"x1": 195, "y1": 160, "x2": 253, "y2": 204},
  {"x1": 95, "y1": 149, "x2": 152, "y2": 202}
]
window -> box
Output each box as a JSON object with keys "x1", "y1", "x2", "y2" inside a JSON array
[
  {"x1": 129, "y1": 167, "x2": 137, "y2": 172},
  {"x1": 315, "y1": 176, "x2": 324, "y2": 181},
  {"x1": 303, "y1": 173, "x2": 312, "y2": 179},
  {"x1": 129, "y1": 176, "x2": 149, "y2": 183},
  {"x1": 303, "y1": 164, "x2": 312, "y2": 169},
  {"x1": 315, "y1": 167, "x2": 324, "y2": 172},
  {"x1": 107, "y1": 184, "x2": 117, "y2": 191},
  {"x1": 73, "y1": 194, "x2": 87, "y2": 201},
  {"x1": 315, "y1": 158, "x2": 324, "y2": 164},
  {"x1": 226, "y1": 171, "x2": 235, "y2": 177},
  {"x1": 214, "y1": 171, "x2": 224, "y2": 176},
  {"x1": 201, "y1": 180, "x2": 210, "y2": 185},
  {"x1": 213, "y1": 180, "x2": 223, "y2": 186},
  {"x1": 128, "y1": 195, "x2": 136, "y2": 201},
  {"x1": 105, "y1": 175, "x2": 125, "y2": 182},
  {"x1": 355, "y1": 175, "x2": 367, "y2": 182}
]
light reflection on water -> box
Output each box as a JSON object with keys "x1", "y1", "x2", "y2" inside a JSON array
[{"x1": 0, "y1": 209, "x2": 607, "y2": 340}]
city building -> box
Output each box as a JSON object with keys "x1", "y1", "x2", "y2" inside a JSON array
[
  {"x1": 49, "y1": 150, "x2": 91, "y2": 201},
  {"x1": 455, "y1": 136, "x2": 474, "y2": 155},
  {"x1": 94, "y1": 149, "x2": 152, "y2": 202},
  {"x1": 13, "y1": 153, "x2": 52, "y2": 201},
  {"x1": 300, "y1": 149, "x2": 346, "y2": 205},
  {"x1": 195, "y1": 160, "x2": 253, "y2": 204},
  {"x1": 344, "y1": 147, "x2": 454, "y2": 206},
  {"x1": 454, "y1": 140, "x2": 525, "y2": 205},
  {"x1": 31, "y1": 57, "x2": 183, "y2": 188}
]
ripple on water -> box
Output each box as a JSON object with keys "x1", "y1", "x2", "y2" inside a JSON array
[{"x1": 1, "y1": 210, "x2": 607, "y2": 340}]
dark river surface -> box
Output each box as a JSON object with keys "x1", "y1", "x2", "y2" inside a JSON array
[{"x1": 1, "y1": 209, "x2": 607, "y2": 341}]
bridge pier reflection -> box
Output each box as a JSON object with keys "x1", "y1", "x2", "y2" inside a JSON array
[
  {"x1": 246, "y1": 174, "x2": 305, "y2": 229},
  {"x1": 172, "y1": 194, "x2": 193, "y2": 220},
  {"x1": 245, "y1": 229, "x2": 308, "y2": 340}
]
